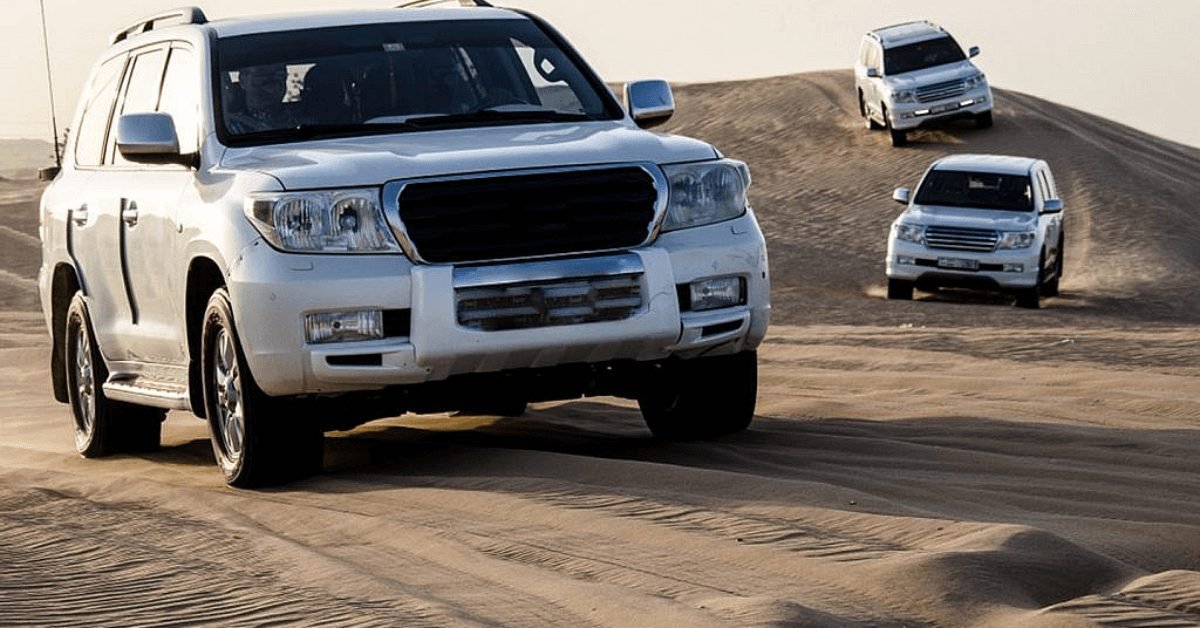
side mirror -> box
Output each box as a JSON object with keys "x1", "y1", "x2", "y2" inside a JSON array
[
  {"x1": 866, "y1": 67, "x2": 880, "y2": 79},
  {"x1": 968, "y1": 46, "x2": 981, "y2": 58},
  {"x1": 624, "y1": 80, "x2": 675, "y2": 129},
  {"x1": 892, "y1": 187, "x2": 911, "y2": 205},
  {"x1": 1042, "y1": 198, "x2": 1064, "y2": 214},
  {"x1": 38, "y1": 165, "x2": 61, "y2": 182},
  {"x1": 116, "y1": 112, "x2": 193, "y2": 166}
]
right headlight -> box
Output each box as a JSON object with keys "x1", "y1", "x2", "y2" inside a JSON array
[
  {"x1": 964, "y1": 72, "x2": 987, "y2": 89},
  {"x1": 244, "y1": 189, "x2": 401, "y2": 254},
  {"x1": 893, "y1": 89, "x2": 918, "y2": 104},
  {"x1": 661, "y1": 160, "x2": 750, "y2": 232}
]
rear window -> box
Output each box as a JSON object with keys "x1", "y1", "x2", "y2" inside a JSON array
[{"x1": 916, "y1": 170, "x2": 1033, "y2": 211}]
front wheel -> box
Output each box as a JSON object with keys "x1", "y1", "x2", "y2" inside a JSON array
[
  {"x1": 887, "y1": 278, "x2": 914, "y2": 300},
  {"x1": 975, "y1": 111, "x2": 994, "y2": 129},
  {"x1": 638, "y1": 352, "x2": 757, "y2": 442},
  {"x1": 860, "y1": 92, "x2": 882, "y2": 130},
  {"x1": 64, "y1": 293, "x2": 164, "y2": 457},
  {"x1": 1043, "y1": 238, "x2": 1064, "y2": 297},
  {"x1": 202, "y1": 288, "x2": 322, "y2": 487}
]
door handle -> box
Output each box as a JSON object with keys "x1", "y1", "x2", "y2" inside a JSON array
[
  {"x1": 70, "y1": 205, "x2": 89, "y2": 226},
  {"x1": 122, "y1": 201, "x2": 139, "y2": 227}
]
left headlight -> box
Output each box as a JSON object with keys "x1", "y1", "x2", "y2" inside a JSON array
[
  {"x1": 244, "y1": 189, "x2": 401, "y2": 254},
  {"x1": 661, "y1": 160, "x2": 750, "y2": 232}
]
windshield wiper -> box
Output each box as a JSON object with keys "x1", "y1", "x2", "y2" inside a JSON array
[
  {"x1": 229, "y1": 122, "x2": 422, "y2": 144},
  {"x1": 401, "y1": 107, "x2": 601, "y2": 128}
]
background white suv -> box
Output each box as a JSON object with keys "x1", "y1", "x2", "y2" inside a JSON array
[
  {"x1": 855, "y1": 21, "x2": 994, "y2": 147},
  {"x1": 38, "y1": 5, "x2": 770, "y2": 487},
  {"x1": 885, "y1": 154, "x2": 1065, "y2": 309}
]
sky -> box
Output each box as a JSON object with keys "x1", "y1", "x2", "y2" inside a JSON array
[{"x1": 3, "y1": 0, "x2": 1199, "y2": 149}]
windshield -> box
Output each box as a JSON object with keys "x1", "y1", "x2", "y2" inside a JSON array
[
  {"x1": 884, "y1": 36, "x2": 966, "y2": 75},
  {"x1": 915, "y1": 170, "x2": 1033, "y2": 211},
  {"x1": 215, "y1": 19, "x2": 622, "y2": 144}
]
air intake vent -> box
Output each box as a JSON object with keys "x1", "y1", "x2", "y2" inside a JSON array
[{"x1": 917, "y1": 79, "x2": 968, "y2": 103}]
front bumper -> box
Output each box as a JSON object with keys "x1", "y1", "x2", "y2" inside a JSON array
[
  {"x1": 886, "y1": 237, "x2": 1039, "y2": 291},
  {"x1": 889, "y1": 85, "x2": 993, "y2": 131},
  {"x1": 229, "y1": 213, "x2": 770, "y2": 397}
]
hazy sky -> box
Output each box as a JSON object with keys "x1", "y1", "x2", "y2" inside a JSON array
[{"x1": 4, "y1": 0, "x2": 1199, "y2": 148}]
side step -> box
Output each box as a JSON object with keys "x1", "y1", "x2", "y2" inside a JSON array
[{"x1": 104, "y1": 375, "x2": 191, "y2": 410}]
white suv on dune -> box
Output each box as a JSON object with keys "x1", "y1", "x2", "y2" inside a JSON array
[
  {"x1": 885, "y1": 154, "x2": 1065, "y2": 308},
  {"x1": 37, "y1": 3, "x2": 771, "y2": 486},
  {"x1": 855, "y1": 21, "x2": 993, "y2": 147}
]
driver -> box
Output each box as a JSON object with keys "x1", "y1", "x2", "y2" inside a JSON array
[{"x1": 225, "y1": 63, "x2": 302, "y2": 133}]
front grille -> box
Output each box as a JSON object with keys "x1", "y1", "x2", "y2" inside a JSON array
[
  {"x1": 397, "y1": 167, "x2": 658, "y2": 264},
  {"x1": 917, "y1": 79, "x2": 968, "y2": 103},
  {"x1": 924, "y1": 225, "x2": 998, "y2": 252},
  {"x1": 456, "y1": 273, "x2": 643, "y2": 331}
]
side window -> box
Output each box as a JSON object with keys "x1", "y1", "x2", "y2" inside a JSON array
[
  {"x1": 1042, "y1": 169, "x2": 1058, "y2": 199},
  {"x1": 73, "y1": 56, "x2": 127, "y2": 167},
  {"x1": 109, "y1": 48, "x2": 168, "y2": 165},
  {"x1": 157, "y1": 46, "x2": 200, "y2": 154},
  {"x1": 867, "y1": 44, "x2": 881, "y2": 72},
  {"x1": 858, "y1": 40, "x2": 871, "y2": 66}
]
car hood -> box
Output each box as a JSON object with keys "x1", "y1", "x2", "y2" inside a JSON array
[
  {"x1": 219, "y1": 121, "x2": 719, "y2": 189},
  {"x1": 902, "y1": 204, "x2": 1038, "y2": 231},
  {"x1": 886, "y1": 61, "x2": 980, "y2": 90}
]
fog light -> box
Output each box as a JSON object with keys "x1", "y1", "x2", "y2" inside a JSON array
[
  {"x1": 960, "y1": 98, "x2": 975, "y2": 107},
  {"x1": 1002, "y1": 263, "x2": 1025, "y2": 273},
  {"x1": 914, "y1": 109, "x2": 930, "y2": 116},
  {"x1": 305, "y1": 310, "x2": 383, "y2": 344},
  {"x1": 896, "y1": 255, "x2": 917, "y2": 265},
  {"x1": 689, "y1": 277, "x2": 744, "y2": 312}
]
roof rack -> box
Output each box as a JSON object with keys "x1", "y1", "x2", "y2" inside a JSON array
[
  {"x1": 395, "y1": 0, "x2": 494, "y2": 8},
  {"x1": 110, "y1": 7, "x2": 208, "y2": 46}
]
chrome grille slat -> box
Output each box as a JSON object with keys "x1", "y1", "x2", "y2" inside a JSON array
[
  {"x1": 916, "y1": 79, "x2": 968, "y2": 103},
  {"x1": 456, "y1": 274, "x2": 644, "y2": 331},
  {"x1": 924, "y1": 225, "x2": 998, "y2": 252}
]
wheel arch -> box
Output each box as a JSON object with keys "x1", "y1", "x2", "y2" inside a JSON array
[
  {"x1": 50, "y1": 263, "x2": 83, "y2": 403},
  {"x1": 186, "y1": 256, "x2": 227, "y2": 417}
]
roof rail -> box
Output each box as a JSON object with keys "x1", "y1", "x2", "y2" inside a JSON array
[
  {"x1": 110, "y1": 7, "x2": 208, "y2": 45},
  {"x1": 395, "y1": 0, "x2": 494, "y2": 8}
]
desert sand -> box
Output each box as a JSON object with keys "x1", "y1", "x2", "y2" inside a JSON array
[{"x1": 1, "y1": 72, "x2": 1198, "y2": 627}]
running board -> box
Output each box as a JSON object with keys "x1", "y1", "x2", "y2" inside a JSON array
[{"x1": 104, "y1": 377, "x2": 191, "y2": 410}]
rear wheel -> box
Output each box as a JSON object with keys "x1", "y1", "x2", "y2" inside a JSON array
[
  {"x1": 64, "y1": 293, "x2": 164, "y2": 458},
  {"x1": 638, "y1": 352, "x2": 757, "y2": 441},
  {"x1": 202, "y1": 288, "x2": 322, "y2": 487},
  {"x1": 887, "y1": 278, "x2": 914, "y2": 300},
  {"x1": 975, "y1": 111, "x2": 994, "y2": 129}
]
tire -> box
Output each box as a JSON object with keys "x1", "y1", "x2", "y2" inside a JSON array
[
  {"x1": 638, "y1": 351, "x2": 757, "y2": 442},
  {"x1": 1043, "y1": 238, "x2": 1063, "y2": 297},
  {"x1": 881, "y1": 105, "x2": 907, "y2": 146},
  {"x1": 1016, "y1": 253, "x2": 1043, "y2": 309},
  {"x1": 202, "y1": 288, "x2": 322, "y2": 487},
  {"x1": 975, "y1": 111, "x2": 994, "y2": 129},
  {"x1": 887, "y1": 278, "x2": 914, "y2": 300},
  {"x1": 64, "y1": 293, "x2": 164, "y2": 458}
]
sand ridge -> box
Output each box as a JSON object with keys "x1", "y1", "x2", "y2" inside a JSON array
[{"x1": 0, "y1": 73, "x2": 1198, "y2": 626}]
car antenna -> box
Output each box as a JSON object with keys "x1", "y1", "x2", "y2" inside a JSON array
[{"x1": 38, "y1": 0, "x2": 62, "y2": 173}]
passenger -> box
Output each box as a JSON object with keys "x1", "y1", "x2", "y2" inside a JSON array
[{"x1": 225, "y1": 63, "x2": 302, "y2": 133}]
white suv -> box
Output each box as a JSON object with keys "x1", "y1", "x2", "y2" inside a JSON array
[
  {"x1": 885, "y1": 154, "x2": 1065, "y2": 308},
  {"x1": 855, "y1": 21, "x2": 993, "y2": 147},
  {"x1": 38, "y1": 4, "x2": 771, "y2": 486}
]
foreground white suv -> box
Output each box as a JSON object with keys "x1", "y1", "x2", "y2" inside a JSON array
[
  {"x1": 38, "y1": 4, "x2": 770, "y2": 486},
  {"x1": 855, "y1": 21, "x2": 993, "y2": 147},
  {"x1": 885, "y1": 154, "x2": 1065, "y2": 308}
]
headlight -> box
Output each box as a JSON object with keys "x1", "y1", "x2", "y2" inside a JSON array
[
  {"x1": 997, "y1": 231, "x2": 1036, "y2": 249},
  {"x1": 894, "y1": 223, "x2": 924, "y2": 244},
  {"x1": 244, "y1": 189, "x2": 401, "y2": 254},
  {"x1": 893, "y1": 89, "x2": 918, "y2": 104},
  {"x1": 964, "y1": 72, "x2": 987, "y2": 89},
  {"x1": 661, "y1": 160, "x2": 750, "y2": 232}
]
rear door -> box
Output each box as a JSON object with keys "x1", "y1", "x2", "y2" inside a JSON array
[{"x1": 67, "y1": 54, "x2": 129, "y2": 356}]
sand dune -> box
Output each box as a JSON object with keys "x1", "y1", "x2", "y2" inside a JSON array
[{"x1": 0, "y1": 72, "x2": 1198, "y2": 626}]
